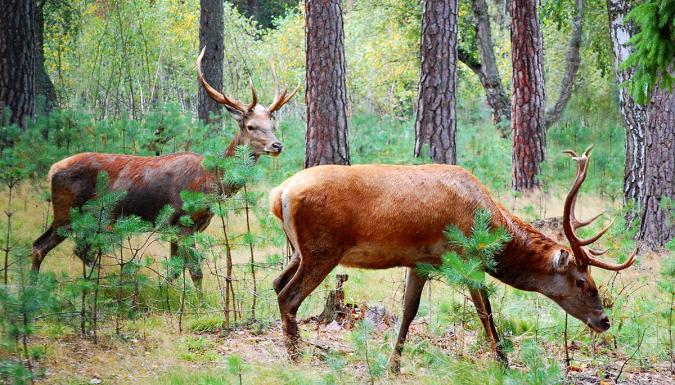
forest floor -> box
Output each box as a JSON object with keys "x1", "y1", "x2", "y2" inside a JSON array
[{"x1": 28, "y1": 310, "x2": 673, "y2": 385}]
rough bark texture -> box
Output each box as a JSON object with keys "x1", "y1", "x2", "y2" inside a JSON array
[
  {"x1": 543, "y1": 0, "x2": 584, "y2": 129},
  {"x1": 638, "y1": 86, "x2": 674, "y2": 250},
  {"x1": 472, "y1": 0, "x2": 511, "y2": 131},
  {"x1": 36, "y1": 0, "x2": 57, "y2": 114},
  {"x1": 607, "y1": 0, "x2": 647, "y2": 219},
  {"x1": 198, "y1": 0, "x2": 224, "y2": 127},
  {"x1": 414, "y1": 0, "x2": 458, "y2": 165},
  {"x1": 304, "y1": 0, "x2": 350, "y2": 167},
  {"x1": 0, "y1": 0, "x2": 36, "y2": 129},
  {"x1": 510, "y1": 0, "x2": 546, "y2": 191}
]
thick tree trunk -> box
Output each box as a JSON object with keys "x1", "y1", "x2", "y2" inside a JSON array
[
  {"x1": 36, "y1": 0, "x2": 57, "y2": 114},
  {"x1": 472, "y1": 0, "x2": 510, "y2": 132},
  {"x1": 0, "y1": 0, "x2": 36, "y2": 129},
  {"x1": 198, "y1": 0, "x2": 224, "y2": 128},
  {"x1": 304, "y1": 0, "x2": 350, "y2": 167},
  {"x1": 543, "y1": 0, "x2": 584, "y2": 129},
  {"x1": 510, "y1": 0, "x2": 546, "y2": 191},
  {"x1": 607, "y1": 0, "x2": 647, "y2": 220},
  {"x1": 414, "y1": 0, "x2": 458, "y2": 165},
  {"x1": 638, "y1": 87, "x2": 673, "y2": 250}
]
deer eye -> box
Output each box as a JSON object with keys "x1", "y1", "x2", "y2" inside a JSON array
[
  {"x1": 246, "y1": 125, "x2": 257, "y2": 131},
  {"x1": 576, "y1": 279, "x2": 585, "y2": 288}
]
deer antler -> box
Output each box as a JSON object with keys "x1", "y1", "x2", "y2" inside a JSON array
[
  {"x1": 268, "y1": 64, "x2": 300, "y2": 113},
  {"x1": 197, "y1": 47, "x2": 255, "y2": 113},
  {"x1": 562, "y1": 146, "x2": 635, "y2": 271}
]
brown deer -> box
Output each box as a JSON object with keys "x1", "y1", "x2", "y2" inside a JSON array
[
  {"x1": 269, "y1": 146, "x2": 635, "y2": 371},
  {"x1": 31, "y1": 47, "x2": 299, "y2": 289}
]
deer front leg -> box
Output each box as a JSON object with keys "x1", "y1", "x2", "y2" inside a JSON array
[
  {"x1": 389, "y1": 268, "x2": 427, "y2": 374},
  {"x1": 469, "y1": 287, "x2": 507, "y2": 365}
]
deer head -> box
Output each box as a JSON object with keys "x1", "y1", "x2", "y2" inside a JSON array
[
  {"x1": 543, "y1": 146, "x2": 636, "y2": 332},
  {"x1": 197, "y1": 47, "x2": 299, "y2": 157}
]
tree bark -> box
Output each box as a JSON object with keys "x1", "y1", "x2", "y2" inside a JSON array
[
  {"x1": 0, "y1": 0, "x2": 36, "y2": 129},
  {"x1": 510, "y1": 0, "x2": 546, "y2": 191},
  {"x1": 637, "y1": 86, "x2": 673, "y2": 250},
  {"x1": 36, "y1": 0, "x2": 58, "y2": 114},
  {"x1": 198, "y1": 0, "x2": 224, "y2": 127},
  {"x1": 607, "y1": 0, "x2": 647, "y2": 220},
  {"x1": 472, "y1": 0, "x2": 511, "y2": 132},
  {"x1": 414, "y1": 0, "x2": 458, "y2": 165},
  {"x1": 304, "y1": 0, "x2": 350, "y2": 167},
  {"x1": 543, "y1": 0, "x2": 584, "y2": 129}
]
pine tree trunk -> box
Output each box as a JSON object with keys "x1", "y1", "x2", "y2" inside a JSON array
[
  {"x1": 304, "y1": 0, "x2": 350, "y2": 167},
  {"x1": 472, "y1": 0, "x2": 510, "y2": 132},
  {"x1": 0, "y1": 0, "x2": 36, "y2": 130},
  {"x1": 638, "y1": 86, "x2": 674, "y2": 250},
  {"x1": 198, "y1": 0, "x2": 224, "y2": 127},
  {"x1": 414, "y1": 0, "x2": 458, "y2": 165},
  {"x1": 36, "y1": 0, "x2": 57, "y2": 114},
  {"x1": 510, "y1": 0, "x2": 546, "y2": 191},
  {"x1": 607, "y1": 0, "x2": 647, "y2": 220}
]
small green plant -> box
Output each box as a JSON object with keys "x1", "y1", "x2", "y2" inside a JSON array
[{"x1": 417, "y1": 209, "x2": 511, "y2": 290}]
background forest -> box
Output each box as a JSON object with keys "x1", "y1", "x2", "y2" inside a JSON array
[{"x1": 0, "y1": 0, "x2": 673, "y2": 384}]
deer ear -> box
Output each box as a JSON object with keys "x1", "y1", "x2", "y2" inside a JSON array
[
  {"x1": 224, "y1": 105, "x2": 244, "y2": 122},
  {"x1": 552, "y1": 249, "x2": 571, "y2": 272}
]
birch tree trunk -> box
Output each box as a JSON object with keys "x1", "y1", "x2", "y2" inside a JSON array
[{"x1": 607, "y1": 0, "x2": 647, "y2": 218}]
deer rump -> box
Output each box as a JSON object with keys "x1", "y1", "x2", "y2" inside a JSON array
[{"x1": 269, "y1": 163, "x2": 509, "y2": 270}]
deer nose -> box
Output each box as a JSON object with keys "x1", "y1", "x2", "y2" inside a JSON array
[
  {"x1": 271, "y1": 142, "x2": 283, "y2": 152},
  {"x1": 599, "y1": 315, "x2": 610, "y2": 330}
]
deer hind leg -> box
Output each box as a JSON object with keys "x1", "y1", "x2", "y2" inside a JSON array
[
  {"x1": 277, "y1": 251, "x2": 340, "y2": 361},
  {"x1": 469, "y1": 287, "x2": 507, "y2": 365},
  {"x1": 31, "y1": 224, "x2": 67, "y2": 273},
  {"x1": 389, "y1": 268, "x2": 427, "y2": 374},
  {"x1": 273, "y1": 252, "x2": 300, "y2": 295}
]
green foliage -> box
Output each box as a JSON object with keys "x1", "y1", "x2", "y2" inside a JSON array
[
  {"x1": 417, "y1": 209, "x2": 511, "y2": 290},
  {"x1": 624, "y1": 0, "x2": 675, "y2": 104},
  {"x1": 504, "y1": 340, "x2": 563, "y2": 385}
]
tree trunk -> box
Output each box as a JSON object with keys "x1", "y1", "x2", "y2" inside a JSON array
[
  {"x1": 304, "y1": 0, "x2": 350, "y2": 167},
  {"x1": 607, "y1": 0, "x2": 647, "y2": 221},
  {"x1": 638, "y1": 86, "x2": 673, "y2": 250},
  {"x1": 0, "y1": 0, "x2": 36, "y2": 129},
  {"x1": 413, "y1": 0, "x2": 458, "y2": 165},
  {"x1": 36, "y1": 0, "x2": 57, "y2": 114},
  {"x1": 472, "y1": 0, "x2": 510, "y2": 133},
  {"x1": 543, "y1": 0, "x2": 584, "y2": 129},
  {"x1": 510, "y1": 0, "x2": 546, "y2": 191},
  {"x1": 198, "y1": 0, "x2": 224, "y2": 128}
]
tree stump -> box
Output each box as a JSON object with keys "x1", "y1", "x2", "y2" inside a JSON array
[{"x1": 316, "y1": 274, "x2": 349, "y2": 324}]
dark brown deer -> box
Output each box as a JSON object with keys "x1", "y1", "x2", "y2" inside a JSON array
[
  {"x1": 31, "y1": 47, "x2": 299, "y2": 289},
  {"x1": 269, "y1": 146, "x2": 635, "y2": 371}
]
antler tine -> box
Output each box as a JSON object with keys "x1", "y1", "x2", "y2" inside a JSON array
[
  {"x1": 573, "y1": 211, "x2": 605, "y2": 229},
  {"x1": 589, "y1": 247, "x2": 610, "y2": 256},
  {"x1": 197, "y1": 47, "x2": 248, "y2": 112},
  {"x1": 248, "y1": 77, "x2": 258, "y2": 111},
  {"x1": 577, "y1": 218, "x2": 614, "y2": 246},
  {"x1": 588, "y1": 249, "x2": 637, "y2": 271}
]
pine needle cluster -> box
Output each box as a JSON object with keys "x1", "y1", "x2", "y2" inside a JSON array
[
  {"x1": 624, "y1": 0, "x2": 675, "y2": 104},
  {"x1": 417, "y1": 209, "x2": 511, "y2": 290}
]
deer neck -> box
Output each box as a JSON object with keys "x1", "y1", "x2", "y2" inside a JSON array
[
  {"x1": 224, "y1": 131, "x2": 261, "y2": 161},
  {"x1": 491, "y1": 215, "x2": 559, "y2": 293}
]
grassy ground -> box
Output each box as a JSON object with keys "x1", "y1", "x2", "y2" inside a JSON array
[{"x1": 1, "y1": 114, "x2": 673, "y2": 384}]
